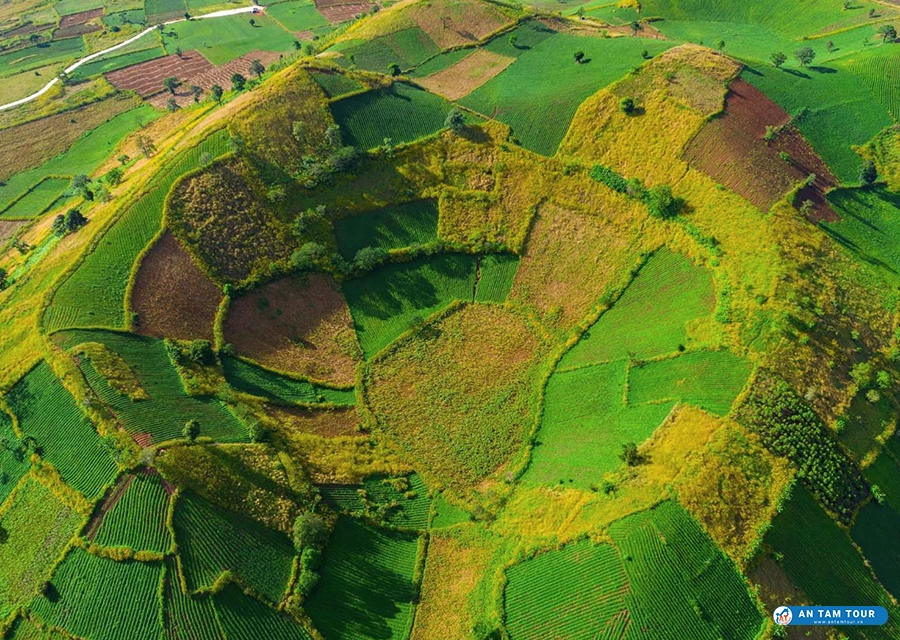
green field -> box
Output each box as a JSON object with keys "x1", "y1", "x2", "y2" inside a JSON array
[
  {"x1": 343, "y1": 253, "x2": 477, "y2": 357},
  {"x1": 338, "y1": 27, "x2": 440, "y2": 73},
  {"x1": 627, "y1": 350, "x2": 751, "y2": 416},
  {"x1": 0, "y1": 37, "x2": 85, "y2": 78},
  {"x1": 335, "y1": 199, "x2": 439, "y2": 261},
  {"x1": 823, "y1": 188, "x2": 900, "y2": 283},
  {"x1": 504, "y1": 540, "x2": 630, "y2": 639},
  {"x1": 146, "y1": 0, "x2": 187, "y2": 23},
  {"x1": 851, "y1": 500, "x2": 900, "y2": 600},
  {"x1": 864, "y1": 450, "x2": 900, "y2": 512},
  {"x1": 331, "y1": 82, "x2": 473, "y2": 151},
  {"x1": 53, "y1": 329, "x2": 248, "y2": 444},
  {"x1": 310, "y1": 70, "x2": 363, "y2": 99},
  {"x1": 608, "y1": 501, "x2": 763, "y2": 640},
  {"x1": 474, "y1": 253, "x2": 519, "y2": 304},
  {"x1": 31, "y1": 548, "x2": 163, "y2": 640},
  {"x1": 0, "y1": 479, "x2": 82, "y2": 608},
  {"x1": 845, "y1": 49, "x2": 900, "y2": 120},
  {"x1": 71, "y1": 45, "x2": 167, "y2": 82},
  {"x1": 0, "y1": 177, "x2": 69, "y2": 219},
  {"x1": 93, "y1": 471, "x2": 173, "y2": 554},
  {"x1": 321, "y1": 473, "x2": 431, "y2": 530},
  {"x1": 765, "y1": 484, "x2": 900, "y2": 638},
  {"x1": 55, "y1": 0, "x2": 105, "y2": 14},
  {"x1": 268, "y1": 0, "x2": 329, "y2": 32},
  {"x1": 223, "y1": 356, "x2": 318, "y2": 404},
  {"x1": 8, "y1": 361, "x2": 118, "y2": 499},
  {"x1": 175, "y1": 490, "x2": 295, "y2": 603},
  {"x1": 0, "y1": 105, "x2": 161, "y2": 221},
  {"x1": 162, "y1": 14, "x2": 295, "y2": 65},
  {"x1": 407, "y1": 48, "x2": 471, "y2": 78},
  {"x1": 305, "y1": 516, "x2": 420, "y2": 640},
  {"x1": 461, "y1": 27, "x2": 673, "y2": 155},
  {"x1": 524, "y1": 360, "x2": 674, "y2": 487},
  {"x1": 45, "y1": 129, "x2": 229, "y2": 331},
  {"x1": 0, "y1": 406, "x2": 30, "y2": 506},
  {"x1": 561, "y1": 249, "x2": 715, "y2": 368},
  {"x1": 161, "y1": 558, "x2": 222, "y2": 640},
  {"x1": 215, "y1": 583, "x2": 312, "y2": 639}
]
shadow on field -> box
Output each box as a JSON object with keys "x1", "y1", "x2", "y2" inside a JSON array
[{"x1": 810, "y1": 66, "x2": 836, "y2": 74}]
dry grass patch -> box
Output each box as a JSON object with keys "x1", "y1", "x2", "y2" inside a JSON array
[
  {"x1": 365, "y1": 303, "x2": 550, "y2": 493},
  {"x1": 131, "y1": 231, "x2": 222, "y2": 341},
  {"x1": 508, "y1": 202, "x2": 641, "y2": 331},
  {"x1": 418, "y1": 49, "x2": 515, "y2": 101},
  {"x1": 285, "y1": 432, "x2": 411, "y2": 484},
  {"x1": 264, "y1": 404, "x2": 361, "y2": 438},
  {"x1": 0, "y1": 220, "x2": 25, "y2": 245},
  {"x1": 225, "y1": 274, "x2": 361, "y2": 386}
]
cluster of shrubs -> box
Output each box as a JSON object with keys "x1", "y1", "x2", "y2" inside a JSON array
[
  {"x1": 290, "y1": 512, "x2": 330, "y2": 604},
  {"x1": 735, "y1": 371, "x2": 869, "y2": 523},
  {"x1": 589, "y1": 164, "x2": 680, "y2": 219}
]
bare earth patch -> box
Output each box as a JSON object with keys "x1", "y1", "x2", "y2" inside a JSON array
[
  {"x1": 315, "y1": 0, "x2": 373, "y2": 24},
  {"x1": 418, "y1": 49, "x2": 514, "y2": 101},
  {"x1": 509, "y1": 202, "x2": 639, "y2": 330},
  {"x1": 106, "y1": 51, "x2": 214, "y2": 98},
  {"x1": 225, "y1": 274, "x2": 361, "y2": 386},
  {"x1": 0, "y1": 220, "x2": 26, "y2": 244},
  {"x1": 130, "y1": 231, "x2": 222, "y2": 341},
  {"x1": 683, "y1": 79, "x2": 838, "y2": 221}
]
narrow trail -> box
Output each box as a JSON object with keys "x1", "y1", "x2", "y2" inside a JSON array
[{"x1": 0, "y1": 4, "x2": 263, "y2": 112}]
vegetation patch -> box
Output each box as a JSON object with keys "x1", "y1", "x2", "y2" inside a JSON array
[
  {"x1": 131, "y1": 232, "x2": 222, "y2": 342},
  {"x1": 74, "y1": 341, "x2": 149, "y2": 401},
  {"x1": 418, "y1": 49, "x2": 515, "y2": 101},
  {"x1": 474, "y1": 253, "x2": 519, "y2": 304},
  {"x1": 214, "y1": 583, "x2": 312, "y2": 639},
  {"x1": 91, "y1": 470, "x2": 173, "y2": 554},
  {"x1": 851, "y1": 500, "x2": 900, "y2": 600},
  {"x1": 225, "y1": 274, "x2": 361, "y2": 386},
  {"x1": 305, "y1": 516, "x2": 420, "y2": 640},
  {"x1": 366, "y1": 303, "x2": 549, "y2": 490},
  {"x1": 0, "y1": 406, "x2": 31, "y2": 506},
  {"x1": 823, "y1": 188, "x2": 900, "y2": 284},
  {"x1": 339, "y1": 26, "x2": 440, "y2": 73},
  {"x1": 321, "y1": 473, "x2": 431, "y2": 530},
  {"x1": 264, "y1": 404, "x2": 361, "y2": 438},
  {"x1": 334, "y1": 199, "x2": 439, "y2": 261},
  {"x1": 310, "y1": 69, "x2": 363, "y2": 99},
  {"x1": 223, "y1": 357, "x2": 322, "y2": 405}
]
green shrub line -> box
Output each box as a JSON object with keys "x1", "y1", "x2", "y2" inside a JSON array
[
  {"x1": 0, "y1": 174, "x2": 71, "y2": 219},
  {"x1": 213, "y1": 294, "x2": 231, "y2": 352},
  {"x1": 589, "y1": 163, "x2": 680, "y2": 218}
]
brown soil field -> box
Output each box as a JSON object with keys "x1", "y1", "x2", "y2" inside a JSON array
[
  {"x1": 264, "y1": 404, "x2": 361, "y2": 438},
  {"x1": 0, "y1": 220, "x2": 26, "y2": 244},
  {"x1": 683, "y1": 79, "x2": 838, "y2": 222},
  {"x1": 748, "y1": 558, "x2": 829, "y2": 640},
  {"x1": 148, "y1": 50, "x2": 280, "y2": 108},
  {"x1": 224, "y1": 274, "x2": 362, "y2": 386},
  {"x1": 0, "y1": 94, "x2": 136, "y2": 182},
  {"x1": 59, "y1": 8, "x2": 103, "y2": 28},
  {"x1": 0, "y1": 21, "x2": 45, "y2": 39},
  {"x1": 106, "y1": 50, "x2": 213, "y2": 97},
  {"x1": 418, "y1": 49, "x2": 514, "y2": 100},
  {"x1": 409, "y1": 0, "x2": 510, "y2": 48},
  {"x1": 54, "y1": 22, "x2": 102, "y2": 40},
  {"x1": 130, "y1": 231, "x2": 222, "y2": 341},
  {"x1": 508, "y1": 202, "x2": 640, "y2": 330},
  {"x1": 315, "y1": 0, "x2": 373, "y2": 23}
]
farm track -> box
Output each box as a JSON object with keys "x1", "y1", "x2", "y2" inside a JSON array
[{"x1": 84, "y1": 473, "x2": 137, "y2": 541}]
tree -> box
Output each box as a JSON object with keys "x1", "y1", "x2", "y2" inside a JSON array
[
  {"x1": 619, "y1": 442, "x2": 640, "y2": 466},
  {"x1": 445, "y1": 109, "x2": 465, "y2": 133},
  {"x1": 292, "y1": 242, "x2": 326, "y2": 270},
  {"x1": 210, "y1": 84, "x2": 224, "y2": 103},
  {"x1": 190, "y1": 85, "x2": 203, "y2": 102},
  {"x1": 250, "y1": 58, "x2": 265, "y2": 78},
  {"x1": 182, "y1": 419, "x2": 200, "y2": 442},
  {"x1": 52, "y1": 208, "x2": 88, "y2": 237},
  {"x1": 630, "y1": 20, "x2": 642, "y2": 36},
  {"x1": 249, "y1": 18, "x2": 256, "y2": 26},
  {"x1": 136, "y1": 134, "x2": 156, "y2": 158},
  {"x1": 293, "y1": 40, "x2": 302, "y2": 51},
  {"x1": 826, "y1": 40, "x2": 835, "y2": 53},
  {"x1": 175, "y1": 46, "x2": 183, "y2": 57},
  {"x1": 0, "y1": 268, "x2": 7, "y2": 291},
  {"x1": 574, "y1": 50, "x2": 585, "y2": 63},
  {"x1": 388, "y1": 62, "x2": 401, "y2": 76},
  {"x1": 188, "y1": 340, "x2": 215, "y2": 365},
  {"x1": 105, "y1": 167, "x2": 124, "y2": 187},
  {"x1": 794, "y1": 46, "x2": 816, "y2": 67},
  {"x1": 70, "y1": 174, "x2": 90, "y2": 196},
  {"x1": 231, "y1": 73, "x2": 246, "y2": 91},
  {"x1": 163, "y1": 76, "x2": 178, "y2": 94},
  {"x1": 293, "y1": 513, "x2": 329, "y2": 552},
  {"x1": 354, "y1": 246, "x2": 388, "y2": 271},
  {"x1": 877, "y1": 24, "x2": 897, "y2": 43},
  {"x1": 860, "y1": 159, "x2": 877, "y2": 186},
  {"x1": 327, "y1": 146, "x2": 359, "y2": 172},
  {"x1": 324, "y1": 124, "x2": 342, "y2": 147},
  {"x1": 771, "y1": 51, "x2": 787, "y2": 68},
  {"x1": 184, "y1": 12, "x2": 191, "y2": 20},
  {"x1": 645, "y1": 184, "x2": 678, "y2": 218},
  {"x1": 509, "y1": 34, "x2": 518, "y2": 48},
  {"x1": 619, "y1": 97, "x2": 636, "y2": 114},
  {"x1": 716, "y1": 39, "x2": 726, "y2": 51},
  {"x1": 118, "y1": 154, "x2": 130, "y2": 166},
  {"x1": 166, "y1": 98, "x2": 179, "y2": 112}
]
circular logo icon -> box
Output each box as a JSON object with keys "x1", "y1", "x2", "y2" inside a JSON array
[{"x1": 773, "y1": 606, "x2": 792, "y2": 626}]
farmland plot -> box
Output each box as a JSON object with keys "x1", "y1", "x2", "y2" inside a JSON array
[
  {"x1": 474, "y1": 253, "x2": 519, "y2": 304},
  {"x1": 305, "y1": 516, "x2": 421, "y2": 640},
  {"x1": 31, "y1": 548, "x2": 163, "y2": 640},
  {"x1": 310, "y1": 69, "x2": 363, "y2": 98},
  {"x1": 0, "y1": 177, "x2": 69, "y2": 219},
  {"x1": 0, "y1": 406, "x2": 29, "y2": 506},
  {"x1": 92, "y1": 470, "x2": 173, "y2": 554},
  {"x1": 339, "y1": 27, "x2": 439, "y2": 73},
  {"x1": 851, "y1": 501, "x2": 900, "y2": 599},
  {"x1": 335, "y1": 199, "x2": 439, "y2": 261},
  {"x1": 321, "y1": 473, "x2": 431, "y2": 530},
  {"x1": 222, "y1": 356, "x2": 319, "y2": 404},
  {"x1": 268, "y1": 0, "x2": 329, "y2": 33},
  {"x1": 8, "y1": 361, "x2": 118, "y2": 499},
  {"x1": 163, "y1": 14, "x2": 296, "y2": 65},
  {"x1": 823, "y1": 188, "x2": 900, "y2": 284},
  {"x1": 418, "y1": 49, "x2": 515, "y2": 101},
  {"x1": 106, "y1": 51, "x2": 213, "y2": 97},
  {"x1": 214, "y1": 583, "x2": 313, "y2": 640},
  {"x1": 145, "y1": 0, "x2": 187, "y2": 23},
  {"x1": 161, "y1": 559, "x2": 223, "y2": 640}
]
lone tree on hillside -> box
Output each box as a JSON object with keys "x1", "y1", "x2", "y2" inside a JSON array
[
  {"x1": 249, "y1": 58, "x2": 265, "y2": 79},
  {"x1": 249, "y1": 17, "x2": 256, "y2": 26},
  {"x1": 794, "y1": 46, "x2": 816, "y2": 67},
  {"x1": 162, "y1": 76, "x2": 178, "y2": 94},
  {"x1": 190, "y1": 85, "x2": 203, "y2": 102},
  {"x1": 293, "y1": 513, "x2": 329, "y2": 552},
  {"x1": 509, "y1": 34, "x2": 518, "y2": 48},
  {"x1": 210, "y1": 84, "x2": 224, "y2": 103},
  {"x1": 574, "y1": 50, "x2": 585, "y2": 63},
  {"x1": 136, "y1": 134, "x2": 156, "y2": 158},
  {"x1": 231, "y1": 73, "x2": 247, "y2": 91},
  {"x1": 619, "y1": 442, "x2": 641, "y2": 466},
  {"x1": 183, "y1": 419, "x2": 200, "y2": 443},
  {"x1": 860, "y1": 159, "x2": 878, "y2": 186},
  {"x1": 619, "y1": 96, "x2": 635, "y2": 114},
  {"x1": 52, "y1": 208, "x2": 88, "y2": 237},
  {"x1": 445, "y1": 109, "x2": 465, "y2": 134},
  {"x1": 630, "y1": 20, "x2": 642, "y2": 36},
  {"x1": 716, "y1": 39, "x2": 726, "y2": 51},
  {"x1": 388, "y1": 62, "x2": 401, "y2": 76},
  {"x1": 877, "y1": 24, "x2": 897, "y2": 43},
  {"x1": 0, "y1": 268, "x2": 8, "y2": 291},
  {"x1": 771, "y1": 51, "x2": 787, "y2": 68}
]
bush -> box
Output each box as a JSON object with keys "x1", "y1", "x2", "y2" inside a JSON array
[
  {"x1": 188, "y1": 340, "x2": 216, "y2": 366},
  {"x1": 645, "y1": 184, "x2": 679, "y2": 219},
  {"x1": 618, "y1": 97, "x2": 635, "y2": 114},
  {"x1": 354, "y1": 246, "x2": 388, "y2": 271},
  {"x1": 619, "y1": 442, "x2": 640, "y2": 466},
  {"x1": 590, "y1": 165, "x2": 628, "y2": 193},
  {"x1": 296, "y1": 569, "x2": 320, "y2": 596},
  {"x1": 293, "y1": 513, "x2": 329, "y2": 552},
  {"x1": 183, "y1": 419, "x2": 200, "y2": 442}
]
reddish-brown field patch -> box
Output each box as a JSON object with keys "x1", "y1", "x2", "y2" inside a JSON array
[
  {"x1": 106, "y1": 50, "x2": 213, "y2": 97},
  {"x1": 54, "y1": 8, "x2": 103, "y2": 39},
  {"x1": 315, "y1": 0, "x2": 372, "y2": 24},
  {"x1": 148, "y1": 50, "x2": 281, "y2": 108},
  {"x1": 418, "y1": 49, "x2": 514, "y2": 101},
  {"x1": 59, "y1": 8, "x2": 103, "y2": 28},
  {"x1": 265, "y1": 404, "x2": 361, "y2": 438},
  {"x1": 224, "y1": 274, "x2": 362, "y2": 386},
  {"x1": 684, "y1": 79, "x2": 838, "y2": 221},
  {"x1": 508, "y1": 202, "x2": 640, "y2": 331},
  {"x1": 0, "y1": 220, "x2": 26, "y2": 244},
  {"x1": 130, "y1": 231, "x2": 222, "y2": 341}
]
